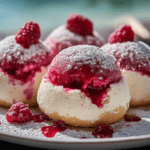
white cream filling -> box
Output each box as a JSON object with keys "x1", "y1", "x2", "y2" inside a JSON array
[
  {"x1": 0, "y1": 66, "x2": 48, "y2": 104},
  {"x1": 37, "y1": 77, "x2": 130, "y2": 122},
  {"x1": 122, "y1": 69, "x2": 150, "y2": 102}
]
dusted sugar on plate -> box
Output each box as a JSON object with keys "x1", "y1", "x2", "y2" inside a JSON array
[
  {"x1": 102, "y1": 24, "x2": 150, "y2": 106},
  {"x1": 0, "y1": 22, "x2": 53, "y2": 107},
  {"x1": 44, "y1": 14, "x2": 105, "y2": 58},
  {"x1": 37, "y1": 45, "x2": 130, "y2": 127}
]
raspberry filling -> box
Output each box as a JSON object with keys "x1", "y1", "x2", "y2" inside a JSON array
[
  {"x1": 102, "y1": 41, "x2": 150, "y2": 77},
  {"x1": 0, "y1": 36, "x2": 52, "y2": 84},
  {"x1": 61, "y1": 77, "x2": 110, "y2": 108},
  {"x1": 46, "y1": 45, "x2": 122, "y2": 107},
  {"x1": 0, "y1": 54, "x2": 50, "y2": 83}
]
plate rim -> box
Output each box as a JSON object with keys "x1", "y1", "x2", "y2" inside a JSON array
[{"x1": 0, "y1": 129, "x2": 150, "y2": 144}]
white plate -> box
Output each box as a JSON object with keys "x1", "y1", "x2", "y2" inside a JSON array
[{"x1": 0, "y1": 105, "x2": 150, "y2": 149}]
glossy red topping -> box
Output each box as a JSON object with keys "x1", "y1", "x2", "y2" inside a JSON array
[
  {"x1": 46, "y1": 45, "x2": 121, "y2": 107},
  {"x1": 15, "y1": 22, "x2": 41, "y2": 48},
  {"x1": 32, "y1": 112, "x2": 50, "y2": 123},
  {"x1": 108, "y1": 25, "x2": 134, "y2": 44},
  {"x1": 124, "y1": 115, "x2": 141, "y2": 122},
  {"x1": 66, "y1": 14, "x2": 93, "y2": 36},
  {"x1": 92, "y1": 124, "x2": 114, "y2": 138},
  {"x1": 80, "y1": 137, "x2": 87, "y2": 139},
  {"x1": 6, "y1": 102, "x2": 32, "y2": 123},
  {"x1": 0, "y1": 36, "x2": 52, "y2": 83},
  {"x1": 41, "y1": 120, "x2": 67, "y2": 138},
  {"x1": 102, "y1": 41, "x2": 150, "y2": 76}
]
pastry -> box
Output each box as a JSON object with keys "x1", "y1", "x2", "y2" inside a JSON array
[
  {"x1": 102, "y1": 24, "x2": 150, "y2": 106},
  {"x1": 44, "y1": 14, "x2": 105, "y2": 57},
  {"x1": 0, "y1": 21, "x2": 53, "y2": 107},
  {"x1": 37, "y1": 45, "x2": 130, "y2": 127}
]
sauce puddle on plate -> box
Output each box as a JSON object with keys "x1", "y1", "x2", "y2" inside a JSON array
[{"x1": 124, "y1": 115, "x2": 141, "y2": 122}]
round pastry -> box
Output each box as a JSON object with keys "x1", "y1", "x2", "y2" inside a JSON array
[
  {"x1": 0, "y1": 22, "x2": 53, "y2": 107},
  {"x1": 101, "y1": 24, "x2": 150, "y2": 106},
  {"x1": 44, "y1": 14, "x2": 105, "y2": 58},
  {"x1": 37, "y1": 45, "x2": 130, "y2": 127}
]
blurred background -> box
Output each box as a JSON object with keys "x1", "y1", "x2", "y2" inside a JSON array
[{"x1": 0, "y1": 0, "x2": 150, "y2": 40}]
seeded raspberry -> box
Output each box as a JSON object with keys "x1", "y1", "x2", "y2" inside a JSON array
[
  {"x1": 15, "y1": 21, "x2": 41, "y2": 48},
  {"x1": 6, "y1": 102, "x2": 33, "y2": 123},
  {"x1": 66, "y1": 14, "x2": 93, "y2": 36},
  {"x1": 108, "y1": 24, "x2": 134, "y2": 44}
]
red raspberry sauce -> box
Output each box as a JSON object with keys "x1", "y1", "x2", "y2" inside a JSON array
[
  {"x1": 92, "y1": 124, "x2": 114, "y2": 138},
  {"x1": 0, "y1": 36, "x2": 52, "y2": 84},
  {"x1": 80, "y1": 137, "x2": 87, "y2": 139},
  {"x1": 32, "y1": 112, "x2": 51, "y2": 123},
  {"x1": 63, "y1": 84, "x2": 110, "y2": 108},
  {"x1": 46, "y1": 45, "x2": 121, "y2": 108},
  {"x1": 41, "y1": 120, "x2": 67, "y2": 138},
  {"x1": 124, "y1": 115, "x2": 141, "y2": 122}
]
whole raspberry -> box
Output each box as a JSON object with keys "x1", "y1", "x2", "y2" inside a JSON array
[
  {"x1": 66, "y1": 14, "x2": 93, "y2": 36},
  {"x1": 6, "y1": 102, "x2": 33, "y2": 123},
  {"x1": 15, "y1": 21, "x2": 41, "y2": 48},
  {"x1": 108, "y1": 24, "x2": 134, "y2": 44}
]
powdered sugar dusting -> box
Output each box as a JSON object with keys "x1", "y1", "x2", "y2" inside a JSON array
[
  {"x1": 0, "y1": 35, "x2": 51, "y2": 64},
  {"x1": 101, "y1": 41, "x2": 150, "y2": 74},
  {"x1": 47, "y1": 45, "x2": 122, "y2": 107},
  {"x1": 44, "y1": 25, "x2": 105, "y2": 57},
  {"x1": 52, "y1": 45, "x2": 118, "y2": 74},
  {"x1": 0, "y1": 35, "x2": 52, "y2": 81}
]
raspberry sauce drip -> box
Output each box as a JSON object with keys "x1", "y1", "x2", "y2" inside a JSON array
[
  {"x1": 102, "y1": 41, "x2": 150, "y2": 77},
  {"x1": 32, "y1": 112, "x2": 50, "y2": 123},
  {"x1": 63, "y1": 83, "x2": 110, "y2": 108},
  {"x1": 124, "y1": 115, "x2": 141, "y2": 122},
  {"x1": 0, "y1": 36, "x2": 52, "y2": 84},
  {"x1": 41, "y1": 120, "x2": 67, "y2": 138},
  {"x1": 80, "y1": 137, "x2": 87, "y2": 139},
  {"x1": 92, "y1": 124, "x2": 114, "y2": 138},
  {"x1": 47, "y1": 45, "x2": 122, "y2": 108},
  {"x1": 0, "y1": 56, "x2": 50, "y2": 84}
]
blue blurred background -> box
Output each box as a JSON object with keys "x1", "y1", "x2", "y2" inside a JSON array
[{"x1": 0, "y1": 0, "x2": 149, "y2": 36}]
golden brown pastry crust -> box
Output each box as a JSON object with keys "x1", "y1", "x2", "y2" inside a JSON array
[
  {"x1": 129, "y1": 98, "x2": 150, "y2": 106},
  {"x1": 39, "y1": 103, "x2": 129, "y2": 127}
]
